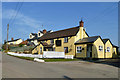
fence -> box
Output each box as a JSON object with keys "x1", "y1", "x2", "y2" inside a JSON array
[
  {"x1": 43, "y1": 51, "x2": 65, "y2": 58},
  {"x1": 7, "y1": 52, "x2": 43, "y2": 58},
  {"x1": 7, "y1": 51, "x2": 74, "y2": 59}
]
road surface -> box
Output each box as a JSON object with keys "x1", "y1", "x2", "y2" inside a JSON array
[{"x1": 2, "y1": 53, "x2": 118, "y2": 78}]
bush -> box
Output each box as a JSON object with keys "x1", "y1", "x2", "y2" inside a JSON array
[{"x1": 19, "y1": 44, "x2": 24, "y2": 47}]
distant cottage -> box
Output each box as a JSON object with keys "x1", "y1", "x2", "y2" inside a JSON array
[
  {"x1": 6, "y1": 38, "x2": 23, "y2": 45},
  {"x1": 32, "y1": 20, "x2": 118, "y2": 58}
]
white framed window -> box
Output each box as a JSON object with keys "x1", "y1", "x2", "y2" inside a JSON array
[
  {"x1": 107, "y1": 47, "x2": 110, "y2": 52},
  {"x1": 99, "y1": 46, "x2": 103, "y2": 51},
  {"x1": 64, "y1": 37, "x2": 68, "y2": 43},
  {"x1": 77, "y1": 46, "x2": 82, "y2": 53},
  {"x1": 40, "y1": 47, "x2": 42, "y2": 53}
]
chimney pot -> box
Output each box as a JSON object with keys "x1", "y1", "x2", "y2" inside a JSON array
[
  {"x1": 11, "y1": 38, "x2": 14, "y2": 40},
  {"x1": 79, "y1": 20, "x2": 84, "y2": 27},
  {"x1": 43, "y1": 29, "x2": 47, "y2": 34}
]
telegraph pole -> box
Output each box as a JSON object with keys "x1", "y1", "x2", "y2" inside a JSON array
[{"x1": 6, "y1": 24, "x2": 9, "y2": 50}]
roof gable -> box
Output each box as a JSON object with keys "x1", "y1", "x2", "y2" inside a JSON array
[{"x1": 103, "y1": 38, "x2": 113, "y2": 46}]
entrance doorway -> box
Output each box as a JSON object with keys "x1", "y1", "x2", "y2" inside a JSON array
[{"x1": 87, "y1": 44, "x2": 92, "y2": 58}]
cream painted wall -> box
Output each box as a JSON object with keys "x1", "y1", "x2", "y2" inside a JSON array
[
  {"x1": 32, "y1": 46, "x2": 38, "y2": 54},
  {"x1": 76, "y1": 44, "x2": 87, "y2": 58},
  {"x1": 75, "y1": 29, "x2": 88, "y2": 42},
  {"x1": 46, "y1": 36, "x2": 76, "y2": 55},
  {"x1": 104, "y1": 40, "x2": 113, "y2": 58},
  {"x1": 93, "y1": 37, "x2": 104, "y2": 58},
  {"x1": 37, "y1": 43, "x2": 44, "y2": 54},
  {"x1": 113, "y1": 47, "x2": 118, "y2": 55},
  {"x1": 80, "y1": 27, "x2": 83, "y2": 39}
]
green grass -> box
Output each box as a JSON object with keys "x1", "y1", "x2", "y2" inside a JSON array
[
  {"x1": 42, "y1": 58, "x2": 79, "y2": 62},
  {"x1": 7, "y1": 54, "x2": 79, "y2": 62}
]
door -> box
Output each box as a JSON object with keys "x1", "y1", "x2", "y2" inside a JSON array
[{"x1": 87, "y1": 44, "x2": 92, "y2": 58}]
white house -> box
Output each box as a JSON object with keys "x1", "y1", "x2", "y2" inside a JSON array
[{"x1": 7, "y1": 38, "x2": 23, "y2": 45}]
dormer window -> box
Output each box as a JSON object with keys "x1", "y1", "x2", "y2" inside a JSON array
[
  {"x1": 30, "y1": 35, "x2": 32, "y2": 38},
  {"x1": 39, "y1": 33, "x2": 40, "y2": 36},
  {"x1": 64, "y1": 37, "x2": 68, "y2": 43}
]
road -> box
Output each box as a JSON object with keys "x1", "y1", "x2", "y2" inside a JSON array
[{"x1": 2, "y1": 53, "x2": 118, "y2": 78}]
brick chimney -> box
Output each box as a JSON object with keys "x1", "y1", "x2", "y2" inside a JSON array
[
  {"x1": 79, "y1": 20, "x2": 84, "y2": 39},
  {"x1": 11, "y1": 37, "x2": 14, "y2": 40},
  {"x1": 43, "y1": 29, "x2": 47, "y2": 34},
  {"x1": 79, "y1": 20, "x2": 84, "y2": 27}
]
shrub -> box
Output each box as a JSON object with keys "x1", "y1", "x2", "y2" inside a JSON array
[{"x1": 19, "y1": 44, "x2": 24, "y2": 47}]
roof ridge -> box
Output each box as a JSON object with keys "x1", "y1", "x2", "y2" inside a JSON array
[
  {"x1": 83, "y1": 36, "x2": 100, "y2": 39},
  {"x1": 49, "y1": 26, "x2": 79, "y2": 34}
]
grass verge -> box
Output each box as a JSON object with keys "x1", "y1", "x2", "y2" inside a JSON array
[{"x1": 42, "y1": 58, "x2": 79, "y2": 62}]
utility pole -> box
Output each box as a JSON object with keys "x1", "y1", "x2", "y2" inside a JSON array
[{"x1": 6, "y1": 24, "x2": 9, "y2": 50}]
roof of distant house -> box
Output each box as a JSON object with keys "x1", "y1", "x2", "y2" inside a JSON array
[
  {"x1": 75, "y1": 36, "x2": 100, "y2": 44},
  {"x1": 7, "y1": 38, "x2": 21, "y2": 42},
  {"x1": 38, "y1": 26, "x2": 89, "y2": 41}
]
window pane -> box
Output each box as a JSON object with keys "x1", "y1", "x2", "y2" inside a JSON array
[
  {"x1": 77, "y1": 46, "x2": 82, "y2": 53},
  {"x1": 64, "y1": 37, "x2": 68, "y2": 42}
]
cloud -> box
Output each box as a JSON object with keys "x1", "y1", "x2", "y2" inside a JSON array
[{"x1": 2, "y1": 9, "x2": 43, "y2": 29}]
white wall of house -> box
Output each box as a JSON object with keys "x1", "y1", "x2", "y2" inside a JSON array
[
  {"x1": 7, "y1": 39, "x2": 23, "y2": 45},
  {"x1": 33, "y1": 40, "x2": 39, "y2": 45}
]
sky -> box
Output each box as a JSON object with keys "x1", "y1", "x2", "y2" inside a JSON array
[{"x1": 2, "y1": 2, "x2": 118, "y2": 46}]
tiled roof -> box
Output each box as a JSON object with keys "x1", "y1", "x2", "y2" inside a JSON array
[
  {"x1": 38, "y1": 26, "x2": 81, "y2": 41},
  {"x1": 75, "y1": 36, "x2": 100, "y2": 44},
  {"x1": 102, "y1": 38, "x2": 119, "y2": 48}
]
